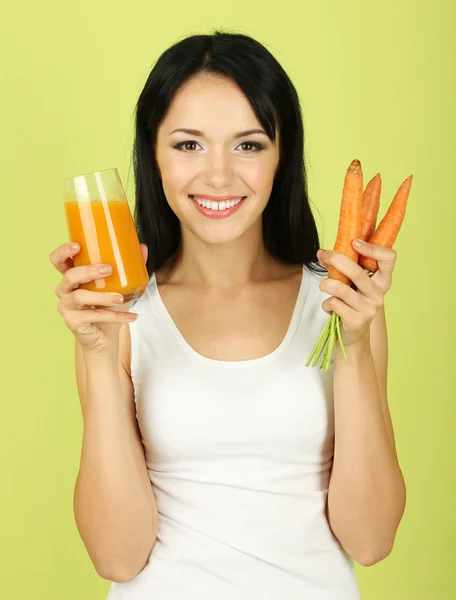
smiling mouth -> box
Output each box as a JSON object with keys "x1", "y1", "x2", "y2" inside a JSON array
[
  {"x1": 189, "y1": 195, "x2": 247, "y2": 217},
  {"x1": 189, "y1": 196, "x2": 246, "y2": 208}
]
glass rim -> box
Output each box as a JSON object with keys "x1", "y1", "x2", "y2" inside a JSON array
[{"x1": 62, "y1": 167, "x2": 118, "y2": 183}]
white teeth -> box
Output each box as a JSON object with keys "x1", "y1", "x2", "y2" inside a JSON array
[{"x1": 192, "y1": 196, "x2": 244, "y2": 211}]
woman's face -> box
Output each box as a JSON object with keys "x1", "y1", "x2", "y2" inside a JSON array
[{"x1": 154, "y1": 73, "x2": 280, "y2": 246}]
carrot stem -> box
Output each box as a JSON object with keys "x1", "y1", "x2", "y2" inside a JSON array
[
  {"x1": 320, "y1": 319, "x2": 331, "y2": 370},
  {"x1": 311, "y1": 320, "x2": 331, "y2": 366},
  {"x1": 323, "y1": 314, "x2": 336, "y2": 370},
  {"x1": 306, "y1": 312, "x2": 349, "y2": 371},
  {"x1": 335, "y1": 314, "x2": 347, "y2": 360},
  {"x1": 305, "y1": 316, "x2": 331, "y2": 367}
]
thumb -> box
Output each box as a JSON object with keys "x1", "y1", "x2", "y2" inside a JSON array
[{"x1": 139, "y1": 243, "x2": 148, "y2": 264}]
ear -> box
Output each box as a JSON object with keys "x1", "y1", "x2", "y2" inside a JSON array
[{"x1": 139, "y1": 243, "x2": 148, "y2": 264}]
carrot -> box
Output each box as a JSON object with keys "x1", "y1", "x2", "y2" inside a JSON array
[
  {"x1": 360, "y1": 173, "x2": 382, "y2": 243},
  {"x1": 327, "y1": 159, "x2": 364, "y2": 286},
  {"x1": 306, "y1": 159, "x2": 364, "y2": 370},
  {"x1": 360, "y1": 175, "x2": 413, "y2": 273},
  {"x1": 307, "y1": 163, "x2": 413, "y2": 371}
]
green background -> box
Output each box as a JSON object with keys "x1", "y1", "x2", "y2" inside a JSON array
[{"x1": 1, "y1": 1, "x2": 454, "y2": 598}]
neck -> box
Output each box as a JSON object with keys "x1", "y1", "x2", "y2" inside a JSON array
[{"x1": 163, "y1": 223, "x2": 283, "y2": 292}]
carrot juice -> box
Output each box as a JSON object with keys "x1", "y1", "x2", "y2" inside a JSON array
[{"x1": 64, "y1": 198, "x2": 149, "y2": 302}]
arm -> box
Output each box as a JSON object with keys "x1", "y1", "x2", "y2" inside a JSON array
[
  {"x1": 73, "y1": 325, "x2": 159, "y2": 583},
  {"x1": 326, "y1": 306, "x2": 406, "y2": 567}
]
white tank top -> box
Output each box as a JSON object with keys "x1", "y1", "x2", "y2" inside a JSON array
[{"x1": 107, "y1": 264, "x2": 361, "y2": 599}]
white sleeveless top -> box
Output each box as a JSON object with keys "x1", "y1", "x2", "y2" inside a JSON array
[{"x1": 107, "y1": 264, "x2": 361, "y2": 599}]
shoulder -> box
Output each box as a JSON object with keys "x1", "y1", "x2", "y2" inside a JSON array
[
  {"x1": 303, "y1": 263, "x2": 329, "y2": 294},
  {"x1": 301, "y1": 263, "x2": 332, "y2": 320},
  {"x1": 304, "y1": 262, "x2": 327, "y2": 280}
]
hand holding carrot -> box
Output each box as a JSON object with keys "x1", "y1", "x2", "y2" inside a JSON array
[
  {"x1": 306, "y1": 159, "x2": 413, "y2": 370},
  {"x1": 315, "y1": 241, "x2": 396, "y2": 348}
]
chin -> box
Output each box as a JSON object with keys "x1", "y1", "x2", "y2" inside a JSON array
[{"x1": 190, "y1": 223, "x2": 249, "y2": 246}]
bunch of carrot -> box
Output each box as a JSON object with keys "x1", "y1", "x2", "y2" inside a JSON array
[{"x1": 306, "y1": 159, "x2": 413, "y2": 371}]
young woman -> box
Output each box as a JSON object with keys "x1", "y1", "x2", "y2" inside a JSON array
[{"x1": 50, "y1": 30, "x2": 406, "y2": 600}]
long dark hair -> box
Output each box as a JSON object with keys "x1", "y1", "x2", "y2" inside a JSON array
[{"x1": 131, "y1": 29, "x2": 326, "y2": 278}]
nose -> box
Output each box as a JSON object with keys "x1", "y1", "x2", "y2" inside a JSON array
[{"x1": 200, "y1": 150, "x2": 235, "y2": 190}]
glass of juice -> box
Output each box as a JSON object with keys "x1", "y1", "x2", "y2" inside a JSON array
[{"x1": 63, "y1": 168, "x2": 149, "y2": 303}]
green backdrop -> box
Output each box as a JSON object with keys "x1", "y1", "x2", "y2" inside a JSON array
[{"x1": 1, "y1": 1, "x2": 454, "y2": 598}]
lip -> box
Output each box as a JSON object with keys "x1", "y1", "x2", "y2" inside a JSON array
[{"x1": 189, "y1": 195, "x2": 246, "y2": 219}]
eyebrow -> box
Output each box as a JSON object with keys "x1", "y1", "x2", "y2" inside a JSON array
[{"x1": 169, "y1": 128, "x2": 268, "y2": 138}]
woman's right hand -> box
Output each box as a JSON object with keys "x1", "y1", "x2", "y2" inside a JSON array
[{"x1": 49, "y1": 242, "x2": 147, "y2": 356}]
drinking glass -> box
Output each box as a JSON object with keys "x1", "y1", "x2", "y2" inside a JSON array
[{"x1": 63, "y1": 168, "x2": 149, "y2": 303}]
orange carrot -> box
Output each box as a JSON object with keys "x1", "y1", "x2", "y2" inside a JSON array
[
  {"x1": 307, "y1": 159, "x2": 364, "y2": 370},
  {"x1": 327, "y1": 159, "x2": 364, "y2": 286},
  {"x1": 308, "y1": 164, "x2": 413, "y2": 371},
  {"x1": 360, "y1": 173, "x2": 382, "y2": 242},
  {"x1": 360, "y1": 175, "x2": 413, "y2": 273}
]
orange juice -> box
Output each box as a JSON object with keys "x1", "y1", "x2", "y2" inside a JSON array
[{"x1": 64, "y1": 198, "x2": 149, "y2": 302}]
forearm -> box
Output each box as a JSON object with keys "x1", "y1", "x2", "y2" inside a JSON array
[
  {"x1": 74, "y1": 353, "x2": 158, "y2": 582},
  {"x1": 327, "y1": 336, "x2": 406, "y2": 566}
]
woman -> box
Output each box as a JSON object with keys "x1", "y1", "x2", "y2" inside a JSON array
[{"x1": 50, "y1": 30, "x2": 406, "y2": 599}]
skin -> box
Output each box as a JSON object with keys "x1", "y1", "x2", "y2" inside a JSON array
[
  {"x1": 153, "y1": 72, "x2": 290, "y2": 291},
  {"x1": 317, "y1": 240, "x2": 396, "y2": 348}
]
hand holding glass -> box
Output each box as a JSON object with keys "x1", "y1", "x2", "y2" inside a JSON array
[{"x1": 63, "y1": 168, "x2": 149, "y2": 303}]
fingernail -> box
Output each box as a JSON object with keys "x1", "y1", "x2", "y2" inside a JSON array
[
  {"x1": 354, "y1": 239, "x2": 364, "y2": 247},
  {"x1": 125, "y1": 313, "x2": 138, "y2": 321},
  {"x1": 98, "y1": 265, "x2": 112, "y2": 274},
  {"x1": 111, "y1": 294, "x2": 124, "y2": 304},
  {"x1": 68, "y1": 243, "x2": 79, "y2": 251}
]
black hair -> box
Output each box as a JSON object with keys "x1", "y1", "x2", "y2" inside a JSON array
[{"x1": 131, "y1": 29, "x2": 326, "y2": 278}]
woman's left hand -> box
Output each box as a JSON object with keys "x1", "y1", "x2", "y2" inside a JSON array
[{"x1": 316, "y1": 239, "x2": 397, "y2": 348}]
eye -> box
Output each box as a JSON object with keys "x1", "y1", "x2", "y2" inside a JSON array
[
  {"x1": 238, "y1": 141, "x2": 263, "y2": 153},
  {"x1": 174, "y1": 141, "x2": 200, "y2": 152},
  {"x1": 173, "y1": 140, "x2": 264, "y2": 153}
]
